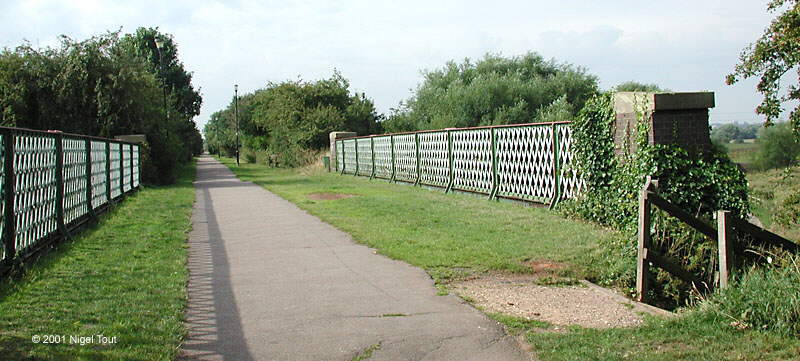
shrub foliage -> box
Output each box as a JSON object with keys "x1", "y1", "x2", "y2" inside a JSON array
[
  {"x1": 566, "y1": 93, "x2": 750, "y2": 305},
  {"x1": 204, "y1": 71, "x2": 381, "y2": 167},
  {"x1": 0, "y1": 29, "x2": 203, "y2": 184}
]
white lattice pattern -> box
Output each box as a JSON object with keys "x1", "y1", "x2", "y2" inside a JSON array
[
  {"x1": 342, "y1": 139, "x2": 357, "y2": 174},
  {"x1": 373, "y1": 136, "x2": 392, "y2": 178},
  {"x1": 90, "y1": 140, "x2": 108, "y2": 209},
  {"x1": 392, "y1": 134, "x2": 417, "y2": 182},
  {"x1": 335, "y1": 141, "x2": 344, "y2": 171},
  {"x1": 451, "y1": 129, "x2": 492, "y2": 193},
  {"x1": 495, "y1": 125, "x2": 555, "y2": 202},
  {"x1": 132, "y1": 145, "x2": 140, "y2": 188},
  {"x1": 62, "y1": 137, "x2": 88, "y2": 225},
  {"x1": 556, "y1": 124, "x2": 585, "y2": 199},
  {"x1": 418, "y1": 132, "x2": 449, "y2": 187},
  {"x1": 14, "y1": 134, "x2": 57, "y2": 252},
  {"x1": 356, "y1": 138, "x2": 373, "y2": 176},
  {"x1": 109, "y1": 143, "x2": 121, "y2": 198}
]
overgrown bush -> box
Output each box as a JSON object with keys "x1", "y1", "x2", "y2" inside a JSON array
[
  {"x1": 775, "y1": 189, "x2": 800, "y2": 227},
  {"x1": 753, "y1": 122, "x2": 800, "y2": 170},
  {"x1": 565, "y1": 93, "x2": 750, "y2": 306},
  {"x1": 204, "y1": 71, "x2": 381, "y2": 168},
  {"x1": 0, "y1": 29, "x2": 203, "y2": 185},
  {"x1": 382, "y1": 52, "x2": 598, "y2": 132},
  {"x1": 701, "y1": 253, "x2": 800, "y2": 337}
]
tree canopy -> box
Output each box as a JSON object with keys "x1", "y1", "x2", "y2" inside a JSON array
[
  {"x1": 727, "y1": 0, "x2": 800, "y2": 135},
  {"x1": 381, "y1": 52, "x2": 598, "y2": 132},
  {"x1": 0, "y1": 29, "x2": 203, "y2": 184},
  {"x1": 204, "y1": 72, "x2": 381, "y2": 166}
]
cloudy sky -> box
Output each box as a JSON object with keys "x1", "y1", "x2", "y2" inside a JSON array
[{"x1": 0, "y1": 0, "x2": 783, "y2": 131}]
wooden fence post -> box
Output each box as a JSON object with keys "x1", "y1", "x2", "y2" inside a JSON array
[
  {"x1": 637, "y1": 176, "x2": 657, "y2": 302},
  {"x1": 717, "y1": 210, "x2": 733, "y2": 289}
]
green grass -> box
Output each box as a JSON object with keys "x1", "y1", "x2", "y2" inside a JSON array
[
  {"x1": 216, "y1": 156, "x2": 620, "y2": 283},
  {"x1": 219, "y1": 157, "x2": 800, "y2": 360},
  {"x1": 746, "y1": 166, "x2": 799, "y2": 241},
  {"x1": 725, "y1": 142, "x2": 759, "y2": 169},
  {"x1": 527, "y1": 313, "x2": 800, "y2": 361},
  {"x1": 0, "y1": 161, "x2": 196, "y2": 360}
]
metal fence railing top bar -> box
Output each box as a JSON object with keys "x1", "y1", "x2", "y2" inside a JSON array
[
  {"x1": 0, "y1": 127, "x2": 141, "y2": 271},
  {"x1": 335, "y1": 121, "x2": 585, "y2": 207}
]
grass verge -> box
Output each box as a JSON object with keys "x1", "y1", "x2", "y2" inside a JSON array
[{"x1": 0, "y1": 161, "x2": 196, "y2": 361}]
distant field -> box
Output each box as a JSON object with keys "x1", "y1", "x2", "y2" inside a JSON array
[{"x1": 725, "y1": 142, "x2": 759, "y2": 169}]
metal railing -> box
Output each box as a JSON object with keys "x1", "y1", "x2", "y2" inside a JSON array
[
  {"x1": 335, "y1": 121, "x2": 585, "y2": 206},
  {"x1": 0, "y1": 127, "x2": 141, "y2": 269}
]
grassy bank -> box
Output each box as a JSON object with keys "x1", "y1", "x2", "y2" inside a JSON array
[
  {"x1": 746, "y1": 166, "x2": 800, "y2": 240},
  {"x1": 215, "y1": 157, "x2": 623, "y2": 283},
  {"x1": 218, "y1": 157, "x2": 800, "y2": 360},
  {"x1": 0, "y1": 162, "x2": 196, "y2": 361}
]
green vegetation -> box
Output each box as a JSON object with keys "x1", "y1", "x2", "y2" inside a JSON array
[
  {"x1": 753, "y1": 122, "x2": 800, "y2": 170},
  {"x1": 215, "y1": 156, "x2": 622, "y2": 284},
  {"x1": 727, "y1": 0, "x2": 800, "y2": 135},
  {"x1": 725, "y1": 142, "x2": 759, "y2": 168},
  {"x1": 204, "y1": 71, "x2": 381, "y2": 167},
  {"x1": 565, "y1": 93, "x2": 750, "y2": 306},
  {"x1": 525, "y1": 313, "x2": 800, "y2": 361},
  {"x1": 0, "y1": 29, "x2": 202, "y2": 184},
  {"x1": 350, "y1": 342, "x2": 381, "y2": 361},
  {"x1": 487, "y1": 313, "x2": 551, "y2": 334},
  {"x1": 613, "y1": 81, "x2": 668, "y2": 92},
  {"x1": 747, "y1": 166, "x2": 800, "y2": 240},
  {"x1": 711, "y1": 123, "x2": 760, "y2": 144},
  {"x1": 0, "y1": 162, "x2": 196, "y2": 360},
  {"x1": 382, "y1": 52, "x2": 598, "y2": 132}
]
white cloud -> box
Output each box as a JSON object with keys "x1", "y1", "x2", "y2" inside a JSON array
[{"x1": 0, "y1": 0, "x2": 784, "y2": 129}]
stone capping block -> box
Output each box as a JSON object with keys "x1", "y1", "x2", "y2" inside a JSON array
[
  {"x1": 613, "y1": 92, "x2": 715, "y2": 114},
  {"x1": 114, "y1": 134, "x2": 147, "y2": 144}
]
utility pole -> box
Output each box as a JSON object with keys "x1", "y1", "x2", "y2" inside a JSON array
[{"x1": 235, "y1": 84, "x2": 240, "y2": 166}]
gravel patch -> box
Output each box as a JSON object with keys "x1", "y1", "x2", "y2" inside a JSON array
[{"x1": 453, "y1": 275, "x2": 645, "y2": 329}]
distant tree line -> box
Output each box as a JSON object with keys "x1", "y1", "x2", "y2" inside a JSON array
[
  {"x1": 0, "y1": 28, "x2": 203, "y2": 184},
  {"x1": 711, "y1": 123, "x2": 761, "y2": 144},
  {"x1": 204, "y1": 71, "x2": 381, "y2": 167}
]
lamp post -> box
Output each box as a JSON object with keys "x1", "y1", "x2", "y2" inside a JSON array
[
  {"x1": 154, "y1": 38, "x2": 168, "y2": 124},
  {"x1": 235, "y1": 84, "x2": 239, "y2": 166}
]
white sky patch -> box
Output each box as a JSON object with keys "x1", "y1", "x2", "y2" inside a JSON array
[{"x1": 0, "y1": 0, "x2": 786, "y2": 130}]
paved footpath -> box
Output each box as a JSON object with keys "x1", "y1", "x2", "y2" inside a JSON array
[{"x1": 180, "y1": 156, "x2": 527, "y2": 361}]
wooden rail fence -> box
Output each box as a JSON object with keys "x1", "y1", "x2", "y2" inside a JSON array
[{"x1": 636, "y1": 176, "x2": 798, "y2": 302}]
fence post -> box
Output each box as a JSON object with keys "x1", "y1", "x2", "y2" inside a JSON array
[
  {"x1": 105, "y1": 141, "x2": 111, "y2": 202},
  {"x1": 636, "y1": 176, "x2": 657, "y2": 303},
  {"x1": 118, "y1": 142, "x2": 124, "y2": 196},
  {"x1": 446, "y1": 129, "x2": 453, "y2": 193},
  {"x1": 129, "y1": 145, "x2": 134, "y2": 189},
  {"x1": 340, "y1": 140, "x2": 347, "y2": 175},
  {"x1": 53, "y1": 132, "x2": 66, "y2": 236},
  {"x1": 370, "y1": 137, "x2": 376, "y2": 180},
  {"x1": 489, "y1": 128, "x2": 498, "y2": 200},
  {"x1": 85, "y1": 138, "x2": 95, "y2": 219},
  {"x1": 414, "y1": 133, "x2": 421, "y2": 186},
  {"x1": 353, "y1": 139, "x2": 359, "y2": 177},
  {"x1": 550, "y1": 124, "x2": 562, "y2": 209},
  {"x1": 717, "y1": 210, "x2": 733, "y2": 289},
  {"x1": 390, "y1": 135, "x2": 396, "y2": 182},
  {"x1": 2, "y1": 130, "x2": 16, "y2": 264}
]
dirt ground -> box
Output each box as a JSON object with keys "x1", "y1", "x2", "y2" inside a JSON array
[{"x1": 452, "y1": 261, "x2": 671, "y2": 329}]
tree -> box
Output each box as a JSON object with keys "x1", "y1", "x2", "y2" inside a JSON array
[
  {"x1": 613, "y1": 81, "x2": 668, "y2": 92},
  {"x1": 0, "y1": 30, "x2": 203, "y2": 184},
  {"x1": 727, "y1": 0, "x2": 800, "y2": 135},
  {"x1": 381, "y1": 52, "x2": 598, "y2": 132},
  {"x1": 754, "y1": 122, "x2": 800, "y2": 170}
]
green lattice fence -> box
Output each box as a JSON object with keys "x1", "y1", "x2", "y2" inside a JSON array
[
  {"x1": 335, "y1": 121, "x2": 585, "y2": 206},
  {"x1": 1, "y1": 128, "x2": 141, "y2": 269}
]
